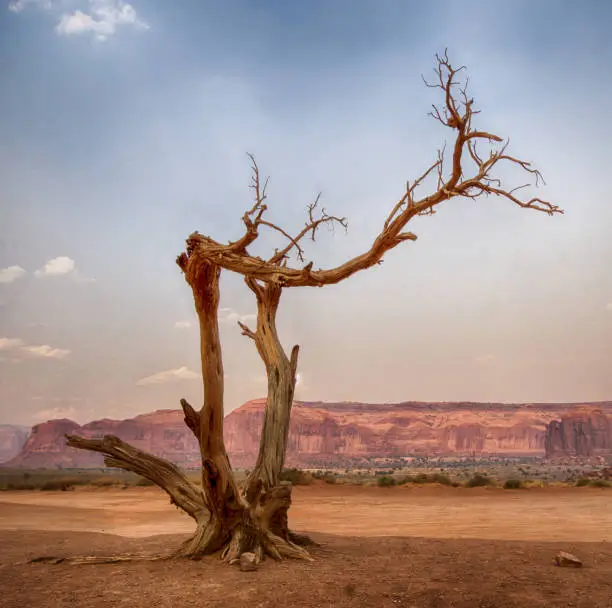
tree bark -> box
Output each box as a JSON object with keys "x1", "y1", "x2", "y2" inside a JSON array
[
  {"x1": 232, "y1": 279, "x2": 309, "y2": 552},
  {"x1": 245, "y1": 281, "x2": 299, "y2": 492},
  {"x1": 175, "y1": 253, "x2": 244, "y2": 552},
  {"x1": 65, "y1": 434, "x2": 206, "y2": 519}
]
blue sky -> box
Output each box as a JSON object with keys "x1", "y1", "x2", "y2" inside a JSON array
[{"x1": 1, "y1": 0, "x2": 611, "y2": 425}]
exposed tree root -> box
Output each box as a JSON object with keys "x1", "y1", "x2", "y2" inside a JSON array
[
  {"x1": 29, "y1": 526, "x2": 313, "y2": 567},
  {"x1": 29, "y1": 554, "x2": 171, "y2": 565},
  {"x1": 288, "y1": 531, "x2": 320, "y2": 547},
  {"x1": 28, "y1": 528, "x2": 316, "y2": 566}
]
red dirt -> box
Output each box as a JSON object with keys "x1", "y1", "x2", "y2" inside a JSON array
[{"x1": 1, "y1": 485, "x2": 611, "y2": 607}]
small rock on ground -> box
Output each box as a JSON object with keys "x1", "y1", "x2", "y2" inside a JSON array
[
  {"x1": 554, "y1": 551, "x2": 582, "y2": 568},
  {"x1": 239, "y1": 552, "x2": 258, "y2": 572}
]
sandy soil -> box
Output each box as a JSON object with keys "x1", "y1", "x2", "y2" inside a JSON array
[
  {"x1": 1, "y1": 483, "x2": 610, "y2": 541},
  {"x1": 1, "y1": 484, "x2": 611, "y2": 607}
]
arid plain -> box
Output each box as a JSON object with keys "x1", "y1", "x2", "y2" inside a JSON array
[{"x1": 1, "y1": 482, "x2": 611, "y2": 607}]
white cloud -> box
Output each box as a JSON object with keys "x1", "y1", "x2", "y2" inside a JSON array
[
  {"x1": 32, "y1": 406, "x2": 78, "y2": 422},
  {"x1": 0, "y1": 337, "x2": 25, "y2": 350},
  {"x1": 8, "y1": 0, "x2": 53, "y2": 12},
  {"x1": 136, "y1": 366, "x2": 200, "y2": 386},
  {"x1": 21, "y1": 344, "x2": 71, "y2": 359},
  {"x1": 0, "y1": 337, "x2": 70, "y2": 360},
  {"x1": 174, "y1": 320, "x2": 192, "y2": 329},
  {"x1": 0, "y1": 338, "x2": 70, "y2": 363},
  {"x1": 34, "y1": 256, "x2": 94, "y2": 282},
  {"x1": 474, "y1": 354, "x2": 496, "y2": 365},
  {"x1": 219, "y1": 307, "x2": 257, "y2": 326},
  {"x1": 0, "y1": 265, "x2": 26, "y2": 284},
  {"x1": 34, "y1": 256, "x2": 75, "y2": 277},
  {"x1": 605, "y1": 303, "x2": 612, "y2": 312},
  {"x1": 57, "y1": 0, "x2": 148, "y2": 41},
  {"x1": 9, "y1": 0, "x2": 148, "y2": 41}
]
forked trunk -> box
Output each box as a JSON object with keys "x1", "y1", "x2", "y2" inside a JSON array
[
  {"x1": 60, "y1": 258, "x2": 311, "y2": 566},
  {"x1": 176, "y1": 274, "x2": 309, "y2": 560}
]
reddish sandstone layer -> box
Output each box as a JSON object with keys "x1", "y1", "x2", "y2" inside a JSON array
[
  {"x1": 545, "y1": 407, "x2": 612, "y2": 459},
  {"x1": 9, "y1": 412, "x2": 201, "y2": 469},
  {"x1": 6, "y1": 400, "x2": 612, "y2": 469},
  {"x1": 225, "y1": 400, "x2": 612, "y2": 467}
]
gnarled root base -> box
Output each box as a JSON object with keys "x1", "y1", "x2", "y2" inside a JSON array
[
  {"x1": 220, "y1": 527, "x2": 313, "y2": 565},
  {"x1": 176, "y1": 484, "x2": 314, "y2": 564},
  {"x1": 55, "y1": 434, "x2": 314, "y2": 568}
]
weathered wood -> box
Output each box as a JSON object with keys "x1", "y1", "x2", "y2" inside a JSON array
[
  {"x1": 180, "y1": 398, "x2": 200, "y2": 439},
  {"x1": 177, "y1": 254, "x2": 244, "y2": 536},
  {"x1": 29, "y1": 554, "x2": 169, "y2": 565},
  {"x1": 65, "y1": 434, "x2": 205, "y2": 519},
  {"x1": 243, "y1": 282, "x2": 298, "y2": 493}
]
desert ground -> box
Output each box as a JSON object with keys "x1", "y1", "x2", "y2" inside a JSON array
[{"x1": 1, "y1": 483, "x2": 611, "y2": 607}]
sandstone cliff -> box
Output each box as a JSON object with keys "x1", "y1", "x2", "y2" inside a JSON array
[
  {"x1": 225, "y1": 400, "x2": 611, "y2": 466},
  {"x1": 0, "y1": 425, "x2": 30, "y2": 463},
  {"x1": 8, "y1": 412, "x2": 201, "y2": 469},
  {"x1": 545, "y1": 407, "x2": 612, "y2": 459},
  {"x1": 6, "y1": 399, "x2": 612, "y2": 469}
]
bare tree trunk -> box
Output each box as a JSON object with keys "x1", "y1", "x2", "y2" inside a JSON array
[
  {"x1": 236, "y1": 280, "x2": 314, "y2": 550},
  {"x1": 215, "y1": 278, "x2": 313, "y2": 562},
  {"x1": 184, "y1": 258, "x2": 243, "y2": 545},
  {"x1": 173, "y1": 254, "x2": 249, "y2": 555},
  {"x1": 245, "y1": 281, "x2": 299, "y2": 491}
]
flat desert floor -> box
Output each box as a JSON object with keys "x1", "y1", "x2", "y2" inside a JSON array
[{"x1": 1, "y1": 484, "x2": 611, "y2": 607}]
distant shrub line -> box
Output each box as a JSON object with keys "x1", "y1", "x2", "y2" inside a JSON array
[
  {"x1": 576, "y1": 477, "x2": 611, "y2": 488},
  {"x1": 1, "y1": 467, "x2": 611, "y2": 491},
  {"x1": 0, "y1": 471, "x2": 155, "y2": 492}
]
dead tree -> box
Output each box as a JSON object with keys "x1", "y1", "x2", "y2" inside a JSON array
[{"x1": 65, "y1": 51, "x2": 562, "y2": 565}]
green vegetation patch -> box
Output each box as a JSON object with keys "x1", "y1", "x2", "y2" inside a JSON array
[
  {"x1": 503, "y1": 479, "x2": 524, "y2": 489},
  {"x1": 465, "y1": 474, "x2": 494, "y2": 488}
]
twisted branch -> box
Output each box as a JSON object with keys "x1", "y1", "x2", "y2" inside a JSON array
[{"x1": 178, "y1": 50, "x2": 561, "y2": 289}]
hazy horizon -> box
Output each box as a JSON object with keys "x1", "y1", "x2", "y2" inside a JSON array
[{"x1": 1, "y1": 1, "x2": 611, "y2": 426}]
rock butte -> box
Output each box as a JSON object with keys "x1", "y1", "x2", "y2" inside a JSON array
[
  {"x1": 4, "y1": 400, "x2": 612, "y2": 468},
  {"x1": 545, "y1": 407, "x2": 612, "y2": 459}
]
